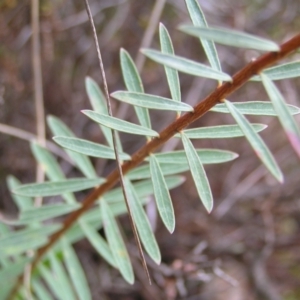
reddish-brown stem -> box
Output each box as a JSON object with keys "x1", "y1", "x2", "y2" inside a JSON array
[{"x1": 7, "y1": 33, "x2": 300, "y2": 299}]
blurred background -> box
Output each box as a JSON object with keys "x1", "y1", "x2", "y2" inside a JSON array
[{"x1": 0, "y1": 0, "x2": 300, "y2": 299}]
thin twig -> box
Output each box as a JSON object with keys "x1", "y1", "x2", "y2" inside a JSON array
[
  {"x1": 31, "y1": 0, "x2": 45, "y2": 207},
  {"x1": 7, "y1": 32, "x2": 300, "y2": 300},
  {"x1": 83, "y1": 0, "x2": 151, "y2": 283},
  {"x1": 135, "y1": 0, "x2": 167, "y2": 72}
]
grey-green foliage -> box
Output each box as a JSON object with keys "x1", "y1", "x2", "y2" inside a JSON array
[{"x1": 1, "y1": 1, "x2": 300, "y2": 299}]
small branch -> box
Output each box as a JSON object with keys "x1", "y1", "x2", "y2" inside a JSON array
[
  {"x1": 83, "y1": 0, "x2": 151, "y2": 283},
  {"x1": 7, "y1": 33, "x2": 300, "y2": 300}
]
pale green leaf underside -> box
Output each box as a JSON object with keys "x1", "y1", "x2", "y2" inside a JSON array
[
  {"x1": 53, "y1": 136, "x2": 131, "y2": 160},
  {"x1": 14, "y1": 178, "x2": 104, "y2": 197},
  {"x1": 124, "y1": 178, "x2": 161, "y2": 264},
  {"x1": 101, "y1": 200, "x2": 134, "y2": 284},
  {"x1": 120, "y1": 49, "x2": 151, "y2": 129},
  {"x1": 150, "y1": 155, "x2": 175, "y2": 233},
  {"x1": 180, "y1": 25, "x2": 279, "y2": 52},
  {"x1": 79, "y1": 220, "x2": 116, "y2": 268},
  {"x1": 177, "y1": 124, "x2": 267, "y2": 139},
  {"x1": 261, "y1": 74, "x2": 300, "y2": 157},
  {"x1": 47, "y1": 115, "x2": 97, "y2": 178},
  {"x1": 251, "y1": 61, "x2": 300, "y2": 81},
  {"x1": 181, "y1": 133, "x2": 213, "y2": 212},
  {"x1": 141, "y1": 49, "x2": 231, "y2": 81},
  {"x1": 224, "y1": 100, "x2": 283, "y2": 182},
  {"x1": 185, "y1": 0, "x2": 221, "y2": 71},
  {"x1": 211, "y1": 101, "x2": 300, "y2": 116},
  {"x1": 82, "y1": 110, "x2": 158, "y2": 137},
  {"x1": 111, "y1": 91, "x2": 193, "y2": 112},
  {"x1": 48, "y1": 250, "x2": 76, "y2": 300},
  {"x1": 104, "y1": 176, "x2": 185, "y2": 203},
  {"x1": 159, "y1": 23, "x2": 181, "y2": 102},
  {"x1": 17, "y1": 203, "x2": 80, "y2": 224},
  {"x1": 61, "y1": 238, "x2": 92, "y2": 300},
  {"x1": 151, "y1": 149, "x2": 238, "y2": 164},
  {"x1": 32, "y1": 279, "x2": 54, "y2": 300},
  {"x1": 0, "y1": 224, "x2": 61, "y2": 256}
]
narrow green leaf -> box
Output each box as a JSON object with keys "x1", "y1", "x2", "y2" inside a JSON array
[
  {"x1": 61, "y1": 237, "x2": 92, "y2": 300},
  {"x1": 53, "y1": 136, "x2": 131, "y2": 160},
  {"x1": 141, "y1": 49, "x2": 231, "y2": 81},
  {"x1": 124, "y1": 178, "x2": 161, "y2": 264},
  {"x1": 111, "y1": 91, "x2": 193, "y2": 112},
  {"x1": 32, "y1": 279, "x2": 54, "y2": 300},
  {"x1": 47, "y1": 116, "x2": 97, "y2": 178},
  {"x1": 18, "y1": 203, "x2": 80, "y2": 224},
  {"x1": 120, "y1": 49, "x2": 151, "y2": 129},
  {"x1": 105, "y1": 176, "x2": 185, "y2": 203},
  {"x1": 31, "y1": 143, "x2": 76, "y2": 204},
  {"x1": 85, "y1": 77, "x2": 114, "y2": 147},
  {"x1": 153, "y1": 149, "x2": 239, "y2": 164},
  {"x1": 181, "y1": 133, "x2": 213, "y2": 212},
  {"x1": 185, "y1": 0, "x2": 221, "y2": 71},
  {"x1": 38, "y1": 263, "x2": 66, "y2": 300},
  {"x1": 82, "y1": 110, "x2": 158, "y2": 137},
  {"x1": 48, "y1": 250, "x2": 76, "y2": 300},
  {"x1": 261, "y1": 74, "x2": 300, "y2": 157},
  {"x1": 251, "y1": 61, "x2": 300, "y2": 81},
  {"x1": 0, "y1": 224, "x2": 61, "y2": 256},
  {"x1": 7, "y1": 176, "x2": 33, "y2": 211},
  {"x1": 178, "y1": 124, "x2": 267, "y2": 139},
  {"x1": 79, "y1": 219, "x2": 117, "y2": 268},
  {"x1": 211, "y1": 101, "x2": 300, "y2": 116},
  {"x1": 149, "y1": 155, "x2": 175, "y2": 233},
  {"x1": 14, "y1": 178, "x2": 104, "y2": 197},
  {"x1": 100, "y1": 200, "x2": 134, "y2": 284},
  {"x1": 224, "y1": 99, "x2": 283, "y2": 182},
  {"x1": 180, "y1": 25, "x2": 279, "y2": 51},
  {"x1": 159, "y1": 23, "x2": 181, "y2": 102}
]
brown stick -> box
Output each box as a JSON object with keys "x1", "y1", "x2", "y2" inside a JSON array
[{"x1": 7, "y1": 33, "x2": 300, "y2": 299}]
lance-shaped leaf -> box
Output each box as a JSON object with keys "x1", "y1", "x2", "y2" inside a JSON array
[
  {"x1": 0, "y1": 224, "x2": 61, "y2": 256},
  {"x1": 105, "y1": 176, "x2": 185, "y2": 203},
  {"x1": 150, "y1": 155, "x2": 175, "y2": 233},
  {"x1": 53, "y1": 137, "x2": 131, "y2": 160},
  {"x1": 79, "y1": 220, "x2": 116, "y2": 268},
  {"x1": 224, "y1": 100, "x2": 283, "y2": 182},
  {"x1": 111, "y1": 91, "x2": 193, "y2": 112},
  {"x1": 180, "y1": 26, "x2": 279, "y2": 52},
  {"x1": 185, "y1": 0, "x2": 221, "y2": 71},
  {"x1": 82, "y1": 110, "x2": 158, "y2": 137},
  {"x1": 141, "y1": 49, "x2": 231, "y2": 81},
  {"x1": 211, "y1": 101, "x2": 300, "y2": 116},
  {"x1": 38, "y1": 263, "x2": 66, "y2": 300},
  {"x1": 100, "y1": 200, "x2": 134, "y2": 284},
  {"x1": 261, "y1": 74, "x2": 300, "y2": 157},
  {"x1": 17, "y1": 203, "x2": 80, "y2": 224},
  {"x1": 124, "y1": 178, "x2": 161, "y2": 264},
  {"x1": 178, "y1": 124, "x2": 267, "y2": 139},
  {"x1": 85, "y1": 77, "x2": 123, "y2": 150},
  {"x1": 48, "y1": 250, "x2": 76, "y2": 300},
  {"x1": 120, "y1": 49, "x2": 151, "y2": 129},
  {"x1": 14, "y1": 178, "x2": 104, "y2": 197},
  {"x1": 61, "y1": 238, "x2": 92, "y2": 300},
  {"x1": 32, "y1": 279, "x2": 54, "y2": 300},
  {"x1": 7, "y1": 176, "x2": 33, "y2": 211},
  {"x1": 152, "y1": 149, "x2": 238, "y2": 164},
  {"x1": 32, "y1": 279, "x2": 53, "y2": 300},
  {"x1": 251, "y1": 61, "x2": 300, "y2": 81},
  {"x1": 159, "y1": 23, "x2": 181, "y2": 102},
  {"x1": 31, "y1": 143, "x2": 76, "y2": 204},
  {"x1": 47, "y1": 116, "x2": 97, "y2": 178},
  {"x1": 181, "y1": 133, "x2": 213, "y2": 212}
]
